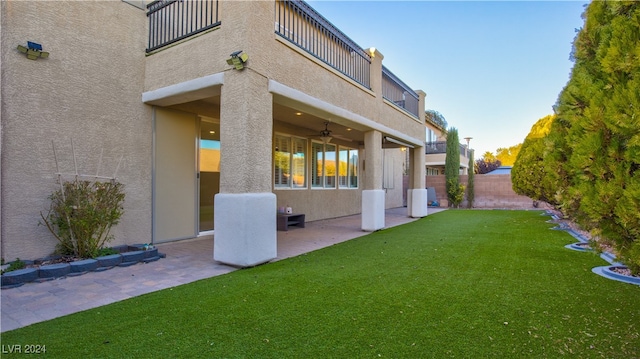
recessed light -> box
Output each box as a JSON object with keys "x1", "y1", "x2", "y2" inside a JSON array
[
  {"x1": 209, "y1": 130, "x2": 215, "y2": 134},
  {"x1": 346, "y1": 128, "x2": 352, "y2": 131},
  {"x1": 295, "y1": 112, "x2": 302, "y2": 116}
]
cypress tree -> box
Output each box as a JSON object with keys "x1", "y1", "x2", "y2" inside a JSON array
[
  {"x1": 467, "y1": 149, "x2": 474, "y2": 208},
  {"x1": 445, "y1": 127, "x2": 464, "y2": 207}
]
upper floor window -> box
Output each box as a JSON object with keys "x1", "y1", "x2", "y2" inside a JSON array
[
  {"x1": 426, "y1": 128, "x2": 437, "y2": 143},
  {"x1": 275, "y1": 135, "x2": 306, "y2": 188}
]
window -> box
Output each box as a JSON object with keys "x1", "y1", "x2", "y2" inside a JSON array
[
  {"x1": 338, "y1": 147, "x2": 359, "y2": 188},
  {"x1": 313, "y1": 142, "x2": 358, "y2": 189},
  {"x1": 426, "y1": 128, "x2": 437, "y2": 143},
  {"x1": 275, "y1": 135, "x2": 306, "y2": 188}
]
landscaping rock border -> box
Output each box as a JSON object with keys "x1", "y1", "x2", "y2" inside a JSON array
[
  {"x1": 1, "y1": 245, "x2": 165, "y2": 289},
  {"x1": 544, "y1": 210, "x2": 640, "y2": 287},
  {"x1": 592, "y1": 265, "x2": 640, "y2": 286}
]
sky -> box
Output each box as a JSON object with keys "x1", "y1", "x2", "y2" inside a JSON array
[{"x1": 306, "y1": 0, "x2": 589, "y2": 157}]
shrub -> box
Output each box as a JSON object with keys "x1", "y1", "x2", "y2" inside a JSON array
[
  {"x1": 41, "y1": 179, "x2": 125, "y2": 259},
  {"x1": 1, "y1": 258, "x2": 26, "y2": 274},
  {"x1": 546, "y1": 1, "x2": 640, "y2": 275},
  {"x1": 447, "y1": 178, "x2": 466, "y2": 208},
  {"x1": 512, "y1": 115, "x2": 556, "y2": 204}
]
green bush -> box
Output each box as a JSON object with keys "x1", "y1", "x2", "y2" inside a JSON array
[
  {"x1": 41, "y1": 179, "x2": 125, "y2": 259},
  {"x1": 543, "y1": 1, "x2": 640, "y2": 275},
  {"x1": 1, "y1": 258, "x2": 26, "y2": 274},
  {"x1": 447, "y1": 178, "x2": 465, "y2": 208},
  {"x1": 512, "y1": 115, "x2": 557, "y2": 204}
]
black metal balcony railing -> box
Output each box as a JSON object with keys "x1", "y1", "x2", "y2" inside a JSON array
[
  {"x1": 147, "y1": 0, "x2": 220, "y2": 53},
  {"x1": 382, "y1": 66, "x2": 419, "y2": 118},
  {"x1": 425, "y1": 141, "x2": 446, "y2": 154},
  {"x1": 275, "y1": 0, "x2": 371, "y2": 88},
  {"x1": 145, "y1": 0, "x2": 420, "y2": 121},
  {"x1": 425, "y1": 141, "x2": 471, "y2": 157}
]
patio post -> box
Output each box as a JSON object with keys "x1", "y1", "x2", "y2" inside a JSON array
[{"x1": 362, "y1": 130, "x2": 385, "y2": 231}]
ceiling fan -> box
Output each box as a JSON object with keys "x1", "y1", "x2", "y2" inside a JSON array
[{"x1": 310, "y1": 122, "x2": 352, "y2": 144}]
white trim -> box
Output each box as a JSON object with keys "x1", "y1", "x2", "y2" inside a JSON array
[
  {"x1": 384, "y1": 136, "x2": 415, "y2": 148},
  {"x1": 268, "y1": 80, "x2": 424, "y2": 147},
  {"x1": 142, "y1": 73, "x2": 224, "y2": 106}
]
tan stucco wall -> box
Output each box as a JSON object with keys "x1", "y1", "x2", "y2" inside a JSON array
[
  {"x1": 1, "y1": 1, "x2": 151, "y2": 260},
  {"x1": 2, "y1": 0, "x2": 425, "y2": 259},
  {"x1": 143, "y1": 1, "x2": 424, "y2": 144},
  {"x1": 144, "y1": 1, "x2": 422, "y2": 223}
]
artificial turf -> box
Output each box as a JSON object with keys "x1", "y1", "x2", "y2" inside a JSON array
[{"x1": 1, "y1": 210, "x2": 638, "y2": 358}]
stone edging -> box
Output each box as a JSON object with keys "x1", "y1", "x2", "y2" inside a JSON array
[
  {"x1": 544, "y1": 210, "x2": 640, "y2": 287},
  {"x1": 1, "y1": 245, "x2": 165, "y2": 289}
]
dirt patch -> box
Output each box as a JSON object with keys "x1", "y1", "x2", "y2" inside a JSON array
[{"x1": 26, "y1": 256, "x2": 84, "y2": 269}]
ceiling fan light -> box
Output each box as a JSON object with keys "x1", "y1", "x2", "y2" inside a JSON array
[{"x1": 321, "y1": 136, "x2": 332, "y2": 144}]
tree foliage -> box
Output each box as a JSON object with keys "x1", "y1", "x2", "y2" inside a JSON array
[
  {"x1": 495, "y1": 144, "x2": 522, "y2": 166},
  {"x1": 535, "y1": 1, "x2": 640, "y2": 274},
  {"x1": 475, "y1": 156, "x2": 502, "y2": 174},
  {"x1": 445, "y1": 127, "x2": 464, "y2": 207},
  {"x1": 512, "y1": 115, "x2": 556, "y2": 204},
  {"x1": 467, "y1": 150, "x2": 475, "y2": 208},
  {"x1": 424, "y1": 109, "x2": 448, "y2": 131}
]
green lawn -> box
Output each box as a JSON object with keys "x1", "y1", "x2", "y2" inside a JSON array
[{"x1": 2, "y1": 210, "x2": 638, "y2": 358}]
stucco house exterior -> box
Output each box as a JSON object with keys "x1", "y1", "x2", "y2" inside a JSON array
[
  {"x1": 1, "y1": 0, "x2": 428, "y2": 267},
  {"x1": 424, "y1": 113, "x2": 472, "y2": 176}
]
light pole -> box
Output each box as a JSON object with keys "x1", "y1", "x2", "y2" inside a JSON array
[{"x1": 463, "y1": 137, "x2": 472, "y2": 148}]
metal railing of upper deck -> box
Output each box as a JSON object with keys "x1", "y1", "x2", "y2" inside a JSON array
[
  {"x1": 425, "y1": 141, "x2": 472, "y2": 158},
  {"x1": 275, "y1": 0, "x2": 371, "y2": 88},
  {"x1": 382, "y1": 65, "x2": 419, "y2": 118},
  {"x1": 146, "y1": 0, "x2": 220, "y2": 53},
  {"x1": 146, "y1": 0, "x2": 420, "y2": 119}
]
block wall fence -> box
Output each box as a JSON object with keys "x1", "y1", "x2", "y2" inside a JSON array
[{"x1": 404, "y1": 174, "x2": 540, "y2": 209}]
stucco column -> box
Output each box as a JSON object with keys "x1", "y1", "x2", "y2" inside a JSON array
[
  {"x1": 214, "y1": 69, "x2": 277, "y2": 267},
  {"x1": 409, "y1": 145, "x2": 428, "y2": 217},
  {"x1": 368, "y1": 48, "x2": 384, "y2": 97},
  {"x1": 409, "y1": 89, "x2": 428, "y2": 218},
  {"x1": 362, "y1": 130, "x2": 385, "y2": 231}
]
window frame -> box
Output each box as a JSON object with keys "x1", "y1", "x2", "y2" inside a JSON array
[
  {"x1": 274, "y1": 134, "x2": 307, "y2": 189},
  {"x1": 312, "y1": 140, "x2": 358, "y2": 189}
]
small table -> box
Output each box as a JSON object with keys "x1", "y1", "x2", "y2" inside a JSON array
[{"x1": 277, "y1": 213, "x2": 305, "y2": 231}]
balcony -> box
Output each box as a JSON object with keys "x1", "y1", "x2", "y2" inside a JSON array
[
  {"x1": 425, "y1": 141, "x2": 473, "y2": 175},
  {"x1": 426, "y1": 141, "x2": 472, "y2": 158},
  {"x1": 146, "y1": 0, "x2": 420, "y2": 118},
  {"x1": 146, "y1": 0, "x2": 220, "y2": 53}
]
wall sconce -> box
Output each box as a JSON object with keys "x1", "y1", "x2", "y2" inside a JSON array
[
  {"x1": 226, "y1": 50, "x2": 248, "y2": 70},
  {"x1": 17, "y1": 41, "x2": 49, "y2": 60}
]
